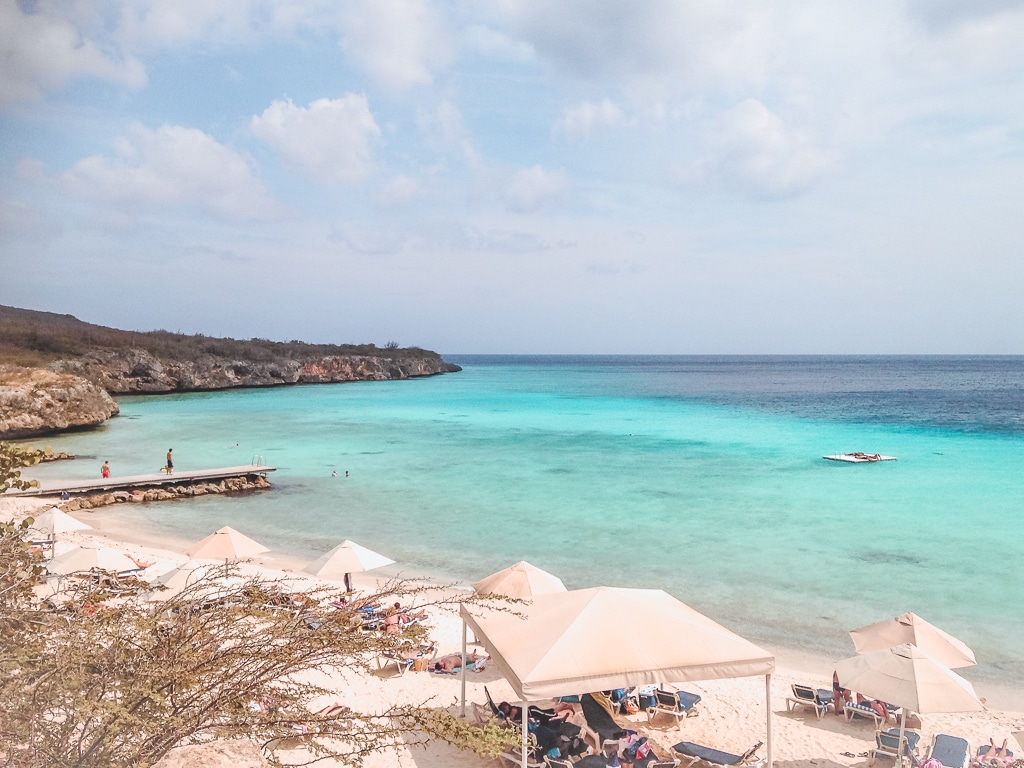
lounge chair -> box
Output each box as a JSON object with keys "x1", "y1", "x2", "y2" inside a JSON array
[
  {"x1": 844, "y1": 701, "x2": 889, "y2": 727},
  {"x1": 673, "y1": 741, "x2": 764, "y2": 768},
  {"x1": 868, "y1": 728, "x2": 922, "y2": 765},
  {"x1": 977, "y1": 744, "x2": 1014, "y2": 762},
  {"x1": 647, "y1": 688, "x2": 702, "y2": 724},
  {"x1": 376, "y1": 641, "x2": 436, "y2": 676},
  {"x1": 785, "y1": 684, "x2": 833, "y2": 719},
  {"x1": 929, "y1": 735, "x2": 970, "y2": 768},
  {"x1": 580, "y1": 693, "x2": 624, "y2": 749}
]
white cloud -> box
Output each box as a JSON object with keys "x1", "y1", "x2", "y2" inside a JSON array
[
  {"x1": 0, "y1": 1, "x2": 145, "y2": 105},
  {"x1": 557, "y1": 99, "x2": 623, "y2": 139},
  {"x1": 251, "y1": 96, "x2": 381, "y2": 186},
  {"x1": 504, "y1": 165, "x2": 570, "y2": 212},
  {"x1": 696, "y1": 99, "x2": 835, "y2": 199},
  {"x1": 339, "y1": 0, "x2": 452, "y2": 92},
  {"x1": 375, "y1": 175, "x2": 426, "y2": 206},
  {"x1": 61, "y1": 123, "x2": 279, "y2": 220}
]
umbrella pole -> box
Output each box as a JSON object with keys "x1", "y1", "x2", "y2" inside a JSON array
[
  {"x1": 897, "y1": 708, "x2": 907, "y2": 768},
  {"x1": 766, "y1": 673, "x2": 774, "y2": 768},
  {"x1": 460, "y1": 619, "x2": 467, "y2": 718}
]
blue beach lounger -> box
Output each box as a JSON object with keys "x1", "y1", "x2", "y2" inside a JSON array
[
  {"x1": 869, "y1": 728, "x2": 922, "y2": 765},
  {"x1": 673, "y1": 740, "x2": 764, "y2": 768},
  {"x1": 928, "y1": 735, "x2": 970, "y2": 768},
  {"x1": 785, "y1": 684, "x2": 833, "y2": 719},
  {"x1": 647, "y1": 688, "x2": 702, "y2": 724}
]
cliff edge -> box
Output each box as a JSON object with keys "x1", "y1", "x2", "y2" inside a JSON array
[{"x1": 0, "y1": 305, "x2": 460, "y2": 439}]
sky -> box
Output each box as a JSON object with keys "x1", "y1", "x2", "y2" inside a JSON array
[{"x1": 2, "y1": 1, "x2": 1023, "y2": 354}]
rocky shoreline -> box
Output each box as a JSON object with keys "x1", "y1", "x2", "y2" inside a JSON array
[
  {"x1": 1, "y1": 350, "x2": 459, "y2": 439},
  {"x1": 54, "y1": 473, "x2": 272, "y2": 513}
]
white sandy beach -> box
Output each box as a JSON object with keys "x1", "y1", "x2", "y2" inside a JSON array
[{"x1": 5, "y1": 494, "x2": 1023, "y2": 768}]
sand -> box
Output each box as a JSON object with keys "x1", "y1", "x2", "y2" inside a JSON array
[{"x1": 6, "y1": 495, "x2": 1023, "y2": 768}]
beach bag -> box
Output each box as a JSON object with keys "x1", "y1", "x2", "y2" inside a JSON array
[{"x1": 623, "y1": 697, "x2": 639, "y2": 715}]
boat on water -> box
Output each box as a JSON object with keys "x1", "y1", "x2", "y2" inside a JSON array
[{"x1": 823, "y1": 453, "x2": 897, "y2": 463}]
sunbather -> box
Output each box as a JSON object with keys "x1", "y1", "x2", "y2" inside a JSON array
[
  {"x1": 855, "y1": 693, "x2": 891, "y2": 722},
  {"x1": 433, "y1": 651, "x2": 486, "y2": 673},
  {"x1": 384, "y1": 602, "x2": 427, "y2": 633},
  {"x1": 976, "y1": 739, "x2": 1014, "y2": 767},
  {"x1": 291, "y1": 702, "x2": 351, "y2": 733}
]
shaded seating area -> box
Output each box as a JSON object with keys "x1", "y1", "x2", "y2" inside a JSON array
[
  {"x1": 646, "y1": 688, "x2": 702, "y2": 724},
  {"x1": 929, "y1": 734, "x2": 971, "y2": 768},
  {"x1": 673, "y1": 740, "x2": 764, "y2": 768},
  {"x1": 785, "y1": 684, "x2": 833, "y2": 719},
  {"x1": 581, "y1": 693, "x2": 625, "y2": 748},
  {"x1": 868, "y1": 728, "x2": 922, "y2": 765}
]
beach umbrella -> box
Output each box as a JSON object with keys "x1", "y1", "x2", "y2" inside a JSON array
[
  {"x1": 25, "y1": 507, "x2": 92, "y2": 541},
  {"x1": 48, "y1": 544, "x2": 138, "y2": 575},
  {"x1": 148, "y1": 561, "x2": 246, "y2": 602},
  {"x1": 849, "y1": 612, "x2": 977, "y2": 668},
  {"x1": 1013, "y1": 733, "x2": 1024, "y2": 752},
  {"x1": 472, "y1": 560, "x2": 567, "y2": 598},
  {"x1": 302, "y1": 540, "x2": 394, "y2": 592},
  {"x1": 185, "y1": 526, "x2": 270, "y2": 561},
  {"x1": 835, "y1": 644, "x2": 984, "y2": 766}
]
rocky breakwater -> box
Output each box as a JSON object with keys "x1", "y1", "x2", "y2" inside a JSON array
[
  {"x1": 0, "y1": 366, "x2": 119, "y2": 439},
  {"x1": 50, "y1": 349, "x2": 461, "y2": 394},
  {"x1": 60, "y1": 474, "x2": 271, "y2": 512}
]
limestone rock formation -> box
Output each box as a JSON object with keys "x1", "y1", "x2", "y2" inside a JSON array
[
  {"x1": 0, "y1": 366, "x2": 119, "y2": 439},
  {"x1": 49, "y1": 349, "x2": 460, "y2": 394}
]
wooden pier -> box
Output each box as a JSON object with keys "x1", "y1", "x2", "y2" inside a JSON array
[{"x1": 9, "y1": 465, "x2": 276, "y2": 497}]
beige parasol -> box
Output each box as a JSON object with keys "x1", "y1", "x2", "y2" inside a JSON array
[
  {"x1": 1013, "y1": 733, "x2": 1024, "y2": 752},
  {"x1": 302, "y1": 540, "x2": 394, "y2": 592},
  {"x1": 48, "y1": 544, "x2": 138, "y2": 575},
  {"x1": 25, "y1": 507, "x2": 92, "y2": 539},
  {"x1": 185, "y1": 526, "x2": 270, "y2": 560},
  {"x1": 849, "y1": 612, "x2": 977, "y2": 668},
  {"x1": 835, "y1": 644, "x2": 985, "y2": 767},
  {"x1": 472, "y1": 560, "x2": 567, "y2": 598}
]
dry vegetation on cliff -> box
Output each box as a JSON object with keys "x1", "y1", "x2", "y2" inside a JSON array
[{"x1": 0, "y1": 305, "x2": 440, "y2": 367}]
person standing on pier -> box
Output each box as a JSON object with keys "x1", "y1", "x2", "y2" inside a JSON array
[
  {"x1": 166, "y1": 449, "x2": 174, "y2": 474},
  {"x1": 101, "y1": 461, "x2": 110, "y2": 478}
]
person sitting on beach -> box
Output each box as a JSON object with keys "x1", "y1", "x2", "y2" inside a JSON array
[{"x1": 384, "y1": 602, "x2": 427, "y2": 633}]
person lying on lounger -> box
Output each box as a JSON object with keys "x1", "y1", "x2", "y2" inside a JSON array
[
  {"x1": 384, "y1": 602, "x2": 427, "y2": 633},
  {"x1": 855, "y1": 693, "x2": 892, "y2": 722},
  {"x1": 975, "y1": 739, "x2": 1015, "y2": 767},
  {"x1": 497, "y1": 701, "x2": 571, "y2": 724},
  {"x1": 432, "y1": 651, "x2": 487, "y2": 673}
]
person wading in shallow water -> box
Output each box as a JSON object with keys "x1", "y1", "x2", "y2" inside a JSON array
[
  {"x1": 101, "y1": 461, "x2": 110, "y2": 479},
  {"x1": 165, "y1": 449, "x2": 174, "y2": 474}
]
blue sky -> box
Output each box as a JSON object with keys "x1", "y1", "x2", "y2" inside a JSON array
[{"x1": 2, "y1": 1, "x2": 1023, "y2": 354}]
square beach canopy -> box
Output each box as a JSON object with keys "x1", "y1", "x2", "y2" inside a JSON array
[{"x1": 460, "y1": 586, "x2": 776, "y2": 767}]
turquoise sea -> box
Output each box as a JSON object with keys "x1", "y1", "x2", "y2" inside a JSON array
[{"x1": 23, "y1": 356, "x2": 1024, "y2": 688}]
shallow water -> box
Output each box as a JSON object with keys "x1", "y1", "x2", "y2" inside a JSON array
[{"x1": 24, "y1": 355, "x2": 1024, "y2": 689}]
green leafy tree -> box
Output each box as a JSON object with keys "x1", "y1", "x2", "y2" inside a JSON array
[
  {"x1": 0, "y1": 524, "x2": 515, "y2": 768},
  {"x1": 0, "y1": 441, "x2": 41, "y2": 494}
]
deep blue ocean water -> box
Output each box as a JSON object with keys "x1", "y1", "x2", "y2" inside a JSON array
[{"x1": 24, "y1": 355, "x2": 1024, "y2": 687}]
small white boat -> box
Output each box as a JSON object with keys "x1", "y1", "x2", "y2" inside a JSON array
[{"x1": 823, "y1": 453, "x2": 897, "y2": 463}]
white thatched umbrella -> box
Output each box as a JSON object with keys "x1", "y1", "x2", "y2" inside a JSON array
[
  {"x1": 48, "y1": 544, "x2": 137, "y2": 575},
  {"x1": 302, "y1": 540, "x2": 394, "y2": 592}
]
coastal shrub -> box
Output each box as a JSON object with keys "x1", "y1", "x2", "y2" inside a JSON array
[
  {"x1": 0, "y1": 441, "x2": 42, "y2": 494},
  {"x1": 0, "y1": 537, "x2": 511, "y2": 768}
]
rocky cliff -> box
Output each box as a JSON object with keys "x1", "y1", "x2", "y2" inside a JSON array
[
  {"x1": 0, "y1": 305, "x2": 461, "y2": 438},
  {"x1": 0, "y1": 366, "x2": 120, "y2": 438},
  {"x1": 49, "y1": 349, "x2": 460, "y2": 394}
]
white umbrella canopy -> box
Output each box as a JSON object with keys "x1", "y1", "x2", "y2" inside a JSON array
[
  {"x1": 48, "y1": 544, "x2": 138, "y2": 575},
  {"x1": 25, "y1": 507, "x2": 92, "y2": 538},
  {"x1": 850, "y1": 612, "x2": 977, "y2": 668},
  {"x1": 148, "y1": 561, "x2": 245, "y2": 602},
  {"x1": 461, "y1": 585, "x2": 775, "y2": 700},
  {"x1": 1013, "y1": 733, "x2": 1024, "y2": 752},
  {"x1": 185, "y1": 526, "x2": 270, "y2": 561},
  {"x1": 834, "y1": 643, "x2": 984, "y2": 714},
  {"x1": 472, "y1": 560, "x2": 567, "y2": 598},
  {"x1": 301, "y1": 540, "x2": 394, "y2": 584}
]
